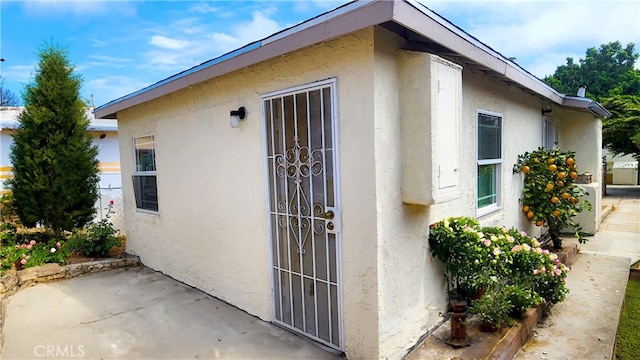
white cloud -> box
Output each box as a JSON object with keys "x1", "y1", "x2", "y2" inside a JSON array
[
  {"x1": 210, "y1": 33, "x2": 240, "y2": 49},
  {"x1": 2, "y1": 65, "x2": 35, "y2": 84},
  {"x1": 425, "y1": 0, "x2": 640, "y2": 78},
  {"x1": 139, "y1": 9, "x2": 286, "y2": 74},
  {"x1": 189, "y1": 2, "x2": 221, "y2": 14},
  {"x1": 85, "y1": 75, "x2": 150, "y2": 107},
  {"x1": 149, "y1": 35, "x2": 191, "y2": 50},
  {"x1": 21, "y1": 0, "x2": 136, "y2": 18},
  {"x1": 79, "y1": 55, "x2": 133, "y2": 72},
  {"x1": 234, "y1": 11, "x2": 281, "y2": 44}
]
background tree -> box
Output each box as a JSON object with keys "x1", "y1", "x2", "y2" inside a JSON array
[
  {"x1": 7, "y1": 43, "x2": 99, "y2": 237},
  {"x1": 0, "y1": 77, "x2": 20, "y2": 106},
  {"x1": 544, "y1": 41, "x2": 640, "y2": 99},
  {"x1": 543, "y1": 41, "x2": 640, "y2": 159},
  {"x1": 601, "y1": 96, "x2": 640, "y2": 159}
]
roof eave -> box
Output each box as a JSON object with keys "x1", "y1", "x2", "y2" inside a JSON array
[
  {"x1": 562, "y1": 96, "x2": 612, "y2": 118},
  {"x1": 94, "y1": 0, "x2": 607, "y2": 120}
]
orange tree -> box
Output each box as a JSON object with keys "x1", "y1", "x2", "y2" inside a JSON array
[{"x1": 517, "y1": 147, "x2": 592, "y2": 248}]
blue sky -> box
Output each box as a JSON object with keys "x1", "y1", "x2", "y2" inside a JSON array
[{"x1": 1, "y1": 0, "x2": 639, "y2": 107}]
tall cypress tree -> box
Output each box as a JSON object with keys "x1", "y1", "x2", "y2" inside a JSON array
[{"x1": 7, "y1": 43, "x2": 99, "y2": 236}]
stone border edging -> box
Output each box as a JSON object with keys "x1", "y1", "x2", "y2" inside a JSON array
[{"x1": 0, "y1": 256, "x2": 140, "y2": 296}]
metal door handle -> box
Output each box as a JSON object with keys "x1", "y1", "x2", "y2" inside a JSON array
[{"x1": 323, "y1": 210, "x2": 334, "y2": 220}]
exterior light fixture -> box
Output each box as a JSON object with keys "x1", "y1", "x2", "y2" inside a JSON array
[{"x1": 230, "y1": 106, "x2": 246, "y2": 128}]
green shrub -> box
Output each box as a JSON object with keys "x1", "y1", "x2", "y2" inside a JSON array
[
  {"x1": 68, "y1": 201, "x2": 121, "y2": 257},
  {"x1": 1, "y1": 237, "x2": 70, "y2": 274},
  {"x1": 428, "y1": 217, "x2": 570, "y2": 326}
]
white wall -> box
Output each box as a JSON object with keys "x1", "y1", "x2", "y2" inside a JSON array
[
  {"x1": 113, "y1": 25, "x2": 604, "y2": 360},
  {"x1": 371, "y1": 28, "x2": 545, "y2": 359},
  {"x1": 117, "y1": 28, "x2": 382, "y2": 360}
]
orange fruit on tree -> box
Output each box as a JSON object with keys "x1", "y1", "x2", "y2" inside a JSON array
[
  {"x1": 551, "y1": 196, "x2": 559, "y2": 204},
  {"x1": 545, "y1": 183, "x2": 554, "y2": 191},
  {"x1": 522, "y1": 205, "x2": 530, "y2": 213},
  {"x1": 535, "y1": 220, "x2": 544, "y2": 226},
  {"x1": 561, "y1": 192, "x2": 570, "y2": 200},
  {"x1": 570, "y1": 196, "x2": 579, "y2": 203},
  {"x1": 547, "y1": 158, "x2": 555, "y2": 165},
  {"x1": 527, "y1": 211, "x2": 534, "y2": 219},
  {"x1": 557, "y1": 171, "x2": 566, "y2": 179},
  {"x1": 521, "y1": 165, "x2": 530, "y2": 174},
  {"x1": 553, "y1": 210, "x2": 561, "y2": 217},
  {"x1": 549, "y1": 164, "x2": 558, "y2": 172},
  {"x1": 556, "y1": 180, "x2": 565, "y2": 187},
  {"x1": 566, "y1": 157, "x2": 574, "y2": 166},
  {"x1": 569, "y1": 171, "x2": 578, "y2": 179}
]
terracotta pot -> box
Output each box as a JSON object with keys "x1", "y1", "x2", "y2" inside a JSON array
[
  {"x1": 472, "y1": 288, "x2": 486, "y2": 300},
  {"x1": 450, "y1": 300, "x2": 467, "y2": 313},
  {"x1": 479, "y1": 320, "x2": 500, "y2": 332}
]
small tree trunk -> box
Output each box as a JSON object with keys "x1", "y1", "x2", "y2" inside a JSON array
[{"x1": 547, "y1": 216, "x2": 563, "y2": 249}]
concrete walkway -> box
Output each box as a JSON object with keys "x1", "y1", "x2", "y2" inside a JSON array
[
  {"x1": 515, "y1": 185, "x2": 639, "y2": 359},
  {"x1": 1, "y1": 267, "x2": 342, "y2": 360}
]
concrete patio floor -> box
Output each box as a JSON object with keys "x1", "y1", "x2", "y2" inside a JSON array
[
  {"x1": 1, "y1": 266, "x2": 343, "y2": 359},
  {"x1": 2, "y1": 185, "x2": 637, "y2": 360}
]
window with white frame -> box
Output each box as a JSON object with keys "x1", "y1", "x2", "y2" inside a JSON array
[
  {"x1": 133, "y1": 135, "x2": 158, "y2": 212},
  {"x1": 542, "y1": 117, "x2": 557, "y2": 149},
  {"x1": 477, "y1": 111, "x2": 502, "y2": 215}
]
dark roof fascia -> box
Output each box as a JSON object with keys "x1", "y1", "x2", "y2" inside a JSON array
[{"x1": 94, "y1": 0, "x2": 605, "y2": 120}]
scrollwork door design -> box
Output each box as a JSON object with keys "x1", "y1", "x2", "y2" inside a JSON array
[{"x1": 264, "y1": 80, "x2": 342, "y2": 350}]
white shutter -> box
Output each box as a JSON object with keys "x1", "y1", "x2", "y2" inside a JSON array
[{"x1": 435, "y1": 61, "x2": 460, "y2": 189}]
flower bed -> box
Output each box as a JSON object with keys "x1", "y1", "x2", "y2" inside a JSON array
[
  {"x1": 1, "y1": 198, "x2": 122, "y2": 276},
  {"x1": 429, "y1": 217, "x2": 570, "y2": 329}
]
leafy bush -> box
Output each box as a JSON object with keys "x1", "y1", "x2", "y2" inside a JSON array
[
  {"x1": 1, "y1": 238, "x2": 69, "y2": 274},
  {"x1": 517, "y1": 147, "x2": 592, "y2": 247},
  {"x1": 468, "y1": 284, "x2": 513, "y2": 327},
  {"x1": 429, "y1": 217, "x2": 570, "y2": 326},
  {"x1": 68, "y1": 201, "x2": 121, "y2": 258}
]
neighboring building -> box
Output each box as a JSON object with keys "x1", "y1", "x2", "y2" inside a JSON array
[
  {"x1": 604, "y1": 149, "x2": 639, "y2": 185},
  {"x1": 0, "y1": 106, "x2": 122, "y2": 226},
  {"x1": 94, "y1": 1, "x2": 609, "y2": 359}
]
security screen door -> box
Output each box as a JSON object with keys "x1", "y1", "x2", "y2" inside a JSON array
[{"x1": 263, "y1": 79, "x2": 342, "y2": 350}]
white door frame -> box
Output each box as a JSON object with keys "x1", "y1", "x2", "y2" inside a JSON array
[{"x1": 261, "y1": 78, "x2": 343, "y2": 350}]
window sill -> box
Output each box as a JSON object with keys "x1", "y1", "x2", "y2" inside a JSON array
[
  {"x1": 477, "y1": 204, "x2": 501, "y2": 218},
  {"x1": 135, "y1": 208, "x2": 159, "y2": 216}
]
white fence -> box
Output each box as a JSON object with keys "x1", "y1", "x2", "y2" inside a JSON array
[{"x1": 94, "y1": 187, "x2": 124, "y2": 234}]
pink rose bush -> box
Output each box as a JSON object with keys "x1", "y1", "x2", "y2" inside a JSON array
[
  {"x1": 429, "y1": 216, "x2": 570, "y2": 327},
  {"x1": 1, "y1": 236, "x2": 69, "y2": 273}
]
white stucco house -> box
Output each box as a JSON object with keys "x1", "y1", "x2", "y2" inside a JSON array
[
  {"x1": 0, "y1": 106, "x2": 122, "y2": 224},
  {"x1": 94, "y1": 1, "x2": 609, "y2": 359}
]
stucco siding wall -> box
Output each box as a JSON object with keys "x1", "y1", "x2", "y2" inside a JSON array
[
  {"x1": 372, "y1": 28, "x2": 545, "y2": 359},
  {"x1": 372, "y1": 29, "x2": 449, "y2": 360},
  {"x1": 554, "y1": 108, "x2": 603, "y2": 230},
  {"x1": 555, "y1": 109, "x2": 603, "y2": 180},
  {"x1": 117, "y1": 29, "x2": 381, "y2": 360}
]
